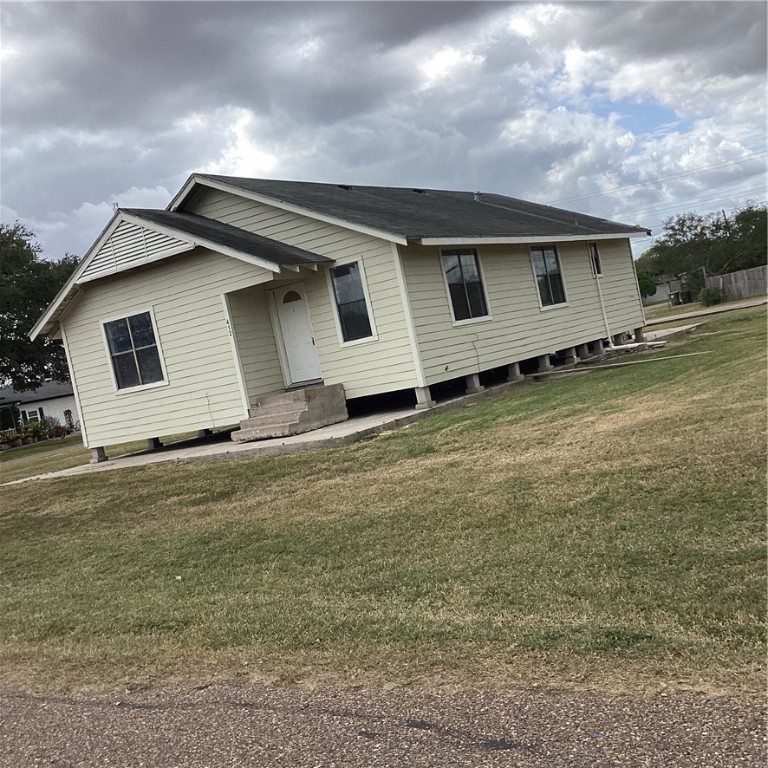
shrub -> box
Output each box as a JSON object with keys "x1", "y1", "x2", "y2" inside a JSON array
[
  {"x1": 22, "y1": 422, "x2": 44, "y2": 441},
  {"x1": 41, "y1": 416, "x2": 60, "y2": 439},
  {"x1": 698, "y1": 287, "x2": 724, "y2": 306}
]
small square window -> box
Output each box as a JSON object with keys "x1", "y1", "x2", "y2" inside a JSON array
[
  {"x1": 103, "y1": 311, "x2": 166, "y2": 390},
  {"x1": 441, "y1": 249, "x2": 489, "y2": 322}
]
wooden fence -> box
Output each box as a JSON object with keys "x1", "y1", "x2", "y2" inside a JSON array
[{"x1": 706, "y1": 265, "x2": 767, "y2": 301}]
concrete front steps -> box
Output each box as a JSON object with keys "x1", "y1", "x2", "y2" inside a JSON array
[{"x1": 231, "y1": 384, "x2": 348, "y2": 443}]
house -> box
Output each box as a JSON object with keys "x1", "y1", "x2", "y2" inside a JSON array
[
  {"x1": 644, "y1": 275, "x2": 682, "y2": 305},
  {"x1": 0, "y1": 381, "x2": 80, "y2": 430},
  {"x1": 31, "y1": 176, "x2": 649, "y2": 462}
]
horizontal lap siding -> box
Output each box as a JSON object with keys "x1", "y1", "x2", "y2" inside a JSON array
[
  {"x1": 401, "y1": 240, "x2": 644, "y2": 385},
  {"x1": 226, "y1": 285, "x2": 285, "y2": 403},
  {"x1": 190, "y1": 189, "x2": 417, "y2": 398},
  {"x1": 597, "y1": 240, "x2": 646, "y2": 330},
  {"x1": 62, "y1": 249, "x2": 273, "y2": 447}
]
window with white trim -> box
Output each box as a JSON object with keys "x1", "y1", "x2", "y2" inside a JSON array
[
  {"x1": 441, "y1": 249, "x2": 489, "y2": 321},
  {"x1": 531, "y1": 246, "x2": 567, "y2": 306},
  {"x1": 588, "y1": 242, "x2": 603, "y2": 276},
  {"x1": 103, "y1": 311, "x2": 165, "y2": 390},
  {"x1": 330, "y1": 262, "x2": 374, "y2": 342},
  {"x1": 21, "y1": 408, "x2": 42, "y2": 423}
]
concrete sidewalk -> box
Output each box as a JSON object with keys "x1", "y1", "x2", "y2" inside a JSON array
[
  {"x1": 4, "y1": 407, "x2": 424, "y2": 485},
  {"x1": 645, "y1": 296, "x2": 766, "y2": 326}
]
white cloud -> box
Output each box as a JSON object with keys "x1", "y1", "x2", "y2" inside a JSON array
[
  {"x1": 419, "y1": 46, "x2": 485, "y2": 88},
  {"x1": 200, "y1": 108, "x2": 279, "y2": 177}
]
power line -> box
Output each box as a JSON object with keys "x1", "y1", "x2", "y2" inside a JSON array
[
  {"x1": 618, "y1": 184, "x2": 767, "y2": 221},
  {"x1": 631, "y1": 201, "x2": 766, "y2": 242},
  {"x1": 546, "y1": 149, "x2": 768, "y2": 205}
]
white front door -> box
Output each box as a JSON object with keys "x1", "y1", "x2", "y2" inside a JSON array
[{"x1": 273, "y1": 285, "x2": 321, "y2": 384}]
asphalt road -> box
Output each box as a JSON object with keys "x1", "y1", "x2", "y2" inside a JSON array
[{"x1": 1, "y1": 683, "x2": 765, "y2": 767}]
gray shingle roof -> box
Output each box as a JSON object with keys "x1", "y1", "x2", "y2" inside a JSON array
[
  {"x1": 0, "y1": 381, "x2": 74, "y2": 404},
  {"x1": 193, "y1": 176, "x2": 649, "y2": 240},
  {"x1": 122, "y1": 209, "x2": 332, "y2": 266}
]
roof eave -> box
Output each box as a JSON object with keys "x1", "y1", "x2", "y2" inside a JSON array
[
  {"x1": 30, "y1": 209, "x2": 288, "y2": 341},
  {"x1": 416, "y1": 231, "x2": 649, "y2": 246},
  {"x1": 29, "y1": 210, "x2": 125, "y2": 341},
  {"x1": 120, "y1": 212, "x2": 283, "y2": 274}
]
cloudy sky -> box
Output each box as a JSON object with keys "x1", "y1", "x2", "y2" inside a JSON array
[{"x1": 1, "y1": 1, "x2": 765, "y2": 260}]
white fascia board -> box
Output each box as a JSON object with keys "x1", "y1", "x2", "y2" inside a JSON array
[
  {"x1": 166, "y1": 173, "x2": 199, "y2": 211},
  {"x1": 171, "y1": 175, "x2": 409, "y2": 247},
  {"x1": 29, "y1": 211, "x2": 126, "y2": 341},
  {"x1": 119, "y1": 212, "x2": 282, "y2": 273},
  {"x1": 418, "y1": 232, "x2": 648, "y2": 246}
]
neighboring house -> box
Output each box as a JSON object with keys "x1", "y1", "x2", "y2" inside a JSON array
[
  {"x1": 644, "y1": 275, "x2": 682, "y2": 305},
  {"x1": 31, "y1": 175, "x2": 649, "y2": 462},
  {"x1": 0, "y1": 381, "x2": 80, "y2": 430}
]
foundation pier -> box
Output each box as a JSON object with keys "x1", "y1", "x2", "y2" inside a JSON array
[
  {"x1": 563, "y1": 347, "x2": 578, "y2": 365},
  {"x1": 537, "y1": 354, "x2": 554, "y2": 373},
  {"x1": 506, "y1": 362, "x2": 524, "y2": 382},
  {"x1": 90, "y1": 447, "x2": 108, "y2": 464},
  {"x1": 465, "y1": 373, "x2": 484, "y2": 394},
  {"x1": 414, "y1": 386, "x2": 435, "y2": 410}
]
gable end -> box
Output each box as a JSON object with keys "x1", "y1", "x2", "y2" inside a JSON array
[{"x1": 78, "y1": 219, "x2": 195, "y2": 283}]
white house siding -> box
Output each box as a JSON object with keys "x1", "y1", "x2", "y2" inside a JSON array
[
  {"x1": 400, "y1": 239, "x2": 645, "y2": 385},
  {"x1": 20, "y1": 395, "x2": 79, "y2": 428},
  {"x1": 187, "y1": 188, "x2": 417, "y2": 398},
  {"x1": 597, "y1": 240, "x2": 647, "y2": 329},
  {"x1": 226, "y1": 285, "x2": 285, "y2": 404},
  {"x1": 60, "y1": 249, "x2": 275, "y2": 448}
]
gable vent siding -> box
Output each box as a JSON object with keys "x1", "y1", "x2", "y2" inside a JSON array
[{"x1": 79, "y1": 220, "x2": 192, "y2": 283}]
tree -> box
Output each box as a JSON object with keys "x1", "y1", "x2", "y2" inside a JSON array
[
  {"x1": 0, "y1": 223, "x2": 79, "y2": 391},
  {"x1": 636, "y1": 203, "x2": 767, "y2": 279},
  {"x1": 635, "y1": 269, "x2": 656, "y2": 298}
]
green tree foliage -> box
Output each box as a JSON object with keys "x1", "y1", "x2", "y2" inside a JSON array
[
  {"x1": 636, "y1": 203, "x2": 767, "y2": 278},
  {"x1": 636, "y1": 269, "x2": 656, "y2": 298},
  {"x1": 0, "y1": 223, "x2": 79, "y2": 391}
]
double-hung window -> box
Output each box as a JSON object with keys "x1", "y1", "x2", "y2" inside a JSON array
[
  {"x1": 442, "y1": 249, "x2": 489, "y2": 322},
  {"x1": 531, "y1": 246, "x2": 567, "y2": 307},
  {"x1": 330, "y1": 261, "x2": 374, "y2": 343},
  {"x1": 103, "y1": 311, "x2": 166, "y2": 390},
  {"x1": 21, "y1": 408, "x2": 42, "y2": 423}
]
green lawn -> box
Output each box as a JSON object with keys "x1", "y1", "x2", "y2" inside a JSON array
[
  {"x1": 0, "y1": 431, "x2": 228, "y2": 484},
  {"x1": 1, "y1": 307, "x2": 765, "y2": 696},
  {"x1": 643, "y1": 294, "x2": 766, "y2": 322}
]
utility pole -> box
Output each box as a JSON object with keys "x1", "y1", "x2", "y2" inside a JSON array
[{"x1": 721, "y1": 209, "x2": 731, "y2": 237}]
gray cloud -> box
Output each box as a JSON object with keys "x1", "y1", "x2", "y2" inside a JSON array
[{"x1": 1, "y1": 1, "x2": 765, "y2": 259}]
